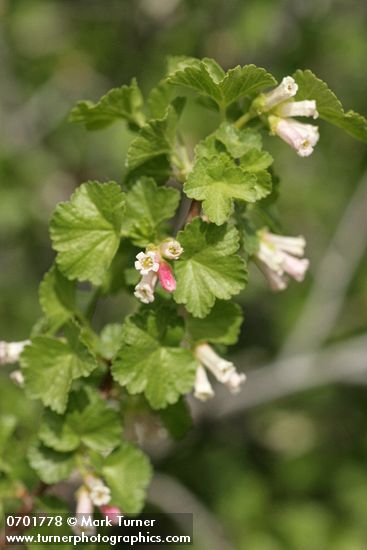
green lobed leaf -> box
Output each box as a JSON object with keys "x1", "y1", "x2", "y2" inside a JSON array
[
  {"x1": 97, "y1": 323, "x2": 125, "y2": 360},
  {"x1": 187, "y1": 300, "x2": 243, "y2": 345},
  {"x1": 174, "y1": 219, "x2": 247, "y2": 317},
  {"x1": 39, "y1": 265, "x2": 76, "y2": 333},
  {"x1": 240, "y1": 148, "x2": 273, "y2": 172},
  {"x1": 126, "y1": 99, "x2": 184, "y2": 175},
  {"x1": 21, "y1": 329, "x2": 97, "y2": 414},
  {"x1": 112, "y1": 308, "x2": 197, "y2": 409},
  {"x1": 220, "y1": 64, "x2": 277, "y2": 106},
  {"x1": 215, "y1": 124, "x2": 262, "y2": 158},
  {"x1": 167, "y1": 59, "x2": 276, "y2": 109},
  {"x1": 69, "y1": 78, "x2": 145, "y2": 130},
  {"x1": 184, "y1": 153, "x2": 271, "y2": 225},
  {"x1": 159, "y1": 398, "x2": 193, "y2": 441},
  {"x1": 121, "y1": 178, "x2": 180, "y2": 246},
  {"x1": 101, "y1": 443, "x2": 152, "y2": 513},
  {"x1": 39, "y1": 387, "x2": 122, "y2": 454},
  {"x1": 147, "y1": 56, "x2": 199, "y2": 119},
  {"x1": 50, "y1": 181, "x2": 125, "y2": 285},
  {"x1": 294, "y1": 69, "x2": 367, "y2": 143},
  {"x1": 28, "y1": 444, "x2": 75, "y2": 484}
]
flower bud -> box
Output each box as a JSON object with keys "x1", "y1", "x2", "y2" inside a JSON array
[
  {"x1": 99, "y1": 505, "x2": 122, "y2": 525},
  {"x1": 158, "y1": 262, "x2": 177, "y2": 293}
]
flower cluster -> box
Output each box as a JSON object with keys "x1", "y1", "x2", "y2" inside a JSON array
[
  {"x1": 134, "y1": 239, "x2": 183, "y2": 304},
  {"x1": 73, "y1": 475, "x2": 122, "y2": 535},
  {"x1": 255, "y1": 229, "x2": 309, "y2": 291},
  {"x1": 193, "y1": 343, "x2": 246, "y2": 401},
  {"x1": 254, "y1": 76, "x2": 319, "y2": 157}
]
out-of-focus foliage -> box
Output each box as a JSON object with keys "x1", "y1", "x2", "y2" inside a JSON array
[{"x1": 1, "y1": 0, "x2": 367, "y2": 548}]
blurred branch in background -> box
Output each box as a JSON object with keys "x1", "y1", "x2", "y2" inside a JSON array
[
  {"x1": 149, "y1": 474, "x2": 234, "y2": 550},
  {"x1": 280, "y1": 170, "x2": 367, "y2": 358},
  {"x1": 193, "y1": 334, "x2": 367, "y2": 419}
]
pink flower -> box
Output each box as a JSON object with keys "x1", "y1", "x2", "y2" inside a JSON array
[
  {"x1": 99, "y1": 505, "x2": 122, "y2": 525},
  {"x1": 269, "y1": 116, "x2": 319, "y2": 157},
  {"x1": 255, "y1": 229, "x2": 310, "y2": 291},
  {"x1": 158, "y1": 262, "x2": 176, "y2": 293}
]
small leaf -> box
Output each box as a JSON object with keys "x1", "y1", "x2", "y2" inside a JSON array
[
  {"x1": 187, "y1": 301, "x2": 243, "y2": 345},
  {"x1": 215, "y1": 124, "x2": 262, "y2": 158},
  {"x1": 220, "y1": 64, "x2": 277, "y2": 106},
  {"x1": 121, "y1": 178, "x2": 180, "y2": 246},
  {"x1": 174, "y1": 219, "x2": 247, "y2": 317},
  {"x1": 112, "y1": 308, "x2": 197, "y2": 409},
  {"x1": 21, "y1": 331, "x2": 97, "y2": 414},
  {"x1": 159, "y1": 398, "x2": 192, "y2": 441},
  {"x1": 184, "y1": 153, "x2": 270, "y2": 225},
  {"x1": 39, "y1": 265, "x2": 76, "y2": 333},
  {"x1": 50, "y1": 181, "x2": 125, "y2": 285},
  {"x1": 126, "y1": 100, "x2": 184, "y2": 174},
  {"x1": 101, "y1": 443, "x2": 152, "y2": 513},
  {"x1": 167, "y1": 59, "x2": 276, "y2": 109},
  {"x1": 294, "y1": 69, "x2": 367, "y2": 143},
  {"x1": 69, "y1": 78, "x2": 145, "y2": 130},
  {"x1": 28, "y1": 444, "x2": 75, "y2": 484},
  {"x1": 39, "y1": 388, "x2": 122, "y2": 454},
  {"x1": 97, "y1": 323, "x2": 125, "y2": 361},
  {"x1": 240, "y1": 148, "x2": 273, "y2": 172}
]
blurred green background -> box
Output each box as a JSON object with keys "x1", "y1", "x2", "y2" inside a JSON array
[{"x1": 1, "y1": 0, "x2": 367, "y2": 548}]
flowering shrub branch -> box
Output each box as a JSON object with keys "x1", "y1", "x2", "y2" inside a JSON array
[{"x1": 2, "y1": 56, "x2": 367, "y2": 526}]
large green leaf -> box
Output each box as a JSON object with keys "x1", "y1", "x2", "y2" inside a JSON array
[
  {"x1": 101, "y1": 444, "x2": 152, "y2": 513},
  {"x1": 184, "y1": 153, "x2": 271, "y2": 225},
  {"x1": 112, "y1": 308, "x2": 197, "y2": 409},
  {"x1": 39, "y1": 388, "x2": 122, "y2": 453},
  {"x1": 39, "y1": 265, "x2": 76, "y2": 333},
  {"x1": 121, "y1": 178, "x2": 180, "y2": 246},
  {"x1": 294, "y1": 69, "x2": 367, "y2": 143},
  {"x1": 69, "y1": 78, "x2": 145, "y2": 130},
  {"x1": 50, "y1": 181, "x2": 125, "y2": 285},
  {"x1": 167, "y1": 59, "x2": 276, "y2": 109},
  {"x1": 28, "y1": 444, "x2": 75, "y2": 484},
  {"x1": 174, "y1": 219, "x2": 247, "y2": 317},
  {"x1": 21, "y1": 329, "x2": 97, "y2": 414},
  {"x1": 187, "y1": 300, "x2": 243, "y2": 345}
]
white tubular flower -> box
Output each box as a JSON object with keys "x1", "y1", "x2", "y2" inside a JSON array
[
  {"x1": 134, "y1": 251, "x2": 160, "y2": 275},
  {"x1": 160, "y1": 239, "x2": 183, "y2": 260},
  {"x1": 261, "y1": 76, "x2": 298, "y2": 112},
  {"x1": 194, "y1": 365, "x2": 215, "y2": 402},
  {"x1": 73, "y1": 486, "x2": 95, "y2": 536},
  {"x1": 255, "y1": 229, "x2": 310, "y2": 291},
  {"x1": 277, "y1": 99, "x2": 319, "y2": 119},
  {"x1": 194, "y1": 343, "x2": 246, "y2": 398},
  {"x1": 0, "y1": 340, "x2": 30, "y2": 365},
  {"x1": 269, "y1": 116, "x2": 319, "y2": 157},
  {"x1": 225, "y1": 370, "x2": 247, "y2": 395},
  {"x1": 195, "y1": 343, "x2": 235, "y2": 383},
  {"x1": 134, "y1": 272, "x2": 157, "y2": 304}
]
